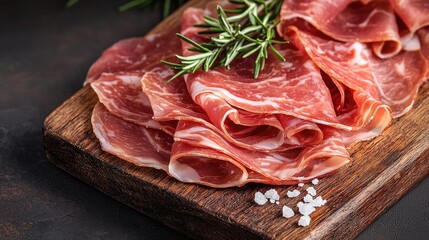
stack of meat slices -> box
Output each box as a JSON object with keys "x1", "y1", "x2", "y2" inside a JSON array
[{"x1": 86, "y1": 0, "x2": 428, "y2": 188}]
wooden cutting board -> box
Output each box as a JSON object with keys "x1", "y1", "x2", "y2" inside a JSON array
[{"x1": 43, "y1": 1, "x2": 429, "y2": 239}]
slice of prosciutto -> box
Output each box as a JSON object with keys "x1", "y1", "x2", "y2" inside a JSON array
[
  {"x1": 87, "y1": 25, "x2": 181, "y2": 134},
  {"x1": 284, "y1": 24, "x2": 427, "y2": 118},
  {"x1": 280, "y1": 0, "x2": 401, "y2": 58},
  {"x1": 85, "y1": 25, "x2": 181, "y2": 84},
  {"x1": 91, "y1": 72, "x2": 176, "y2": 135},
  {"x1": 172, "y1": 121, "x2": 350, "y2": 185},
  {"x1": 391, "y1": 0, "x2": 429, "y2": 33},
  {"x1": 92, "y1": 103, "x2": 173, "y2": 171}
]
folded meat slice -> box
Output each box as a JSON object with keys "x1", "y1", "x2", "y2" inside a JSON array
[
  {"x1": 87, "y1": 24, "x2": 182, "y2": 134},
  {"x1": 418, "y1": 27, "x2": 429, "y2": 78},
  {"x1": 171, "y1": 121, "x2": 350, "y2": 186},
  {"x1": 286, "y1": 25, "x2": 427, "y2": 119},
  {"x1": 91, "y1": 72, "x2": 176, "y2": 135},
  {"x1": 170, "y1": 141, "x2": 249, "y2": 188},
  {"x1": 390, "y1": 0, "x2": 429, "y2": 33},
  {"x1": 143, "y1": 70, "x2": 324, "y2": 151},
  {"x1": 92, "y1": 103, "x2": 173, "y2": 171},
  {"x1": 280, "y1": 0, "x2": 401, "y2": 58},
  {"x1": 85, "y1": 25, "x2": 181, "y2": 84}
]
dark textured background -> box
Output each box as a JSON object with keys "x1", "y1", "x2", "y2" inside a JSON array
[{"x1": 0, "y1": 0, "x2": 428, "y2": 239}]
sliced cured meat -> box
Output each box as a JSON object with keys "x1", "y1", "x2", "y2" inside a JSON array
[
  {"x1": 142, "y1": 70, "x2": 323, "y2": 151},
  {"x1": 369, "y1": 49, "x2": 428, "y2": 116},
  {"x1": 417, "y1": 27, "x2": 429, "y2": 78},
  {"x1": 170, "y1": 141, "x2": 248, "y2": 187},
  {"x1": 85, "y1": 26, "x2": 181, "y2": 84},
  {"x1": 91, "y1": 103, "x2": 173, "y2": 171},
  {"x1": 286, "y1": 25, "x2": 427, "y2": 118},
  {"x1": 172, "y1": 121, "x2": 350, "y2": 185},
  {"x1": 141, "y1": 72, "x2": 209, "y2": 123},
  {"x1": 87, "y1": 0, "x2": 428, "y2": 188},
  {"x1": 280, "y1": 0, "x2": 401, "y2": 58},
  {"x1": 391, "y1": 0, "x2": 429, "y2": 33},
  {"x1": 183, "y1": 48, "x2": 346, "y2": 146},
  {"x1": 91, "y1": 72, "x2": 176, "y2": 135}
]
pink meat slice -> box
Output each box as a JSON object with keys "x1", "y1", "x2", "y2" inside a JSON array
[
  {"x1": 286, "y1": 25, "x2": 427, "y2": 119},
  {"x1": 418, "y1": 27, "x2": 429, "y2": 78},
  {"x1": 390, "y1": 0, "x2": 429, "y2": 33},
  {"x1": 169, "y1": 141, "x2": 249, "y2": 187},
  {"x1": 171, "y1": 121, "x2": 350, "y2": 185},
  {"x1": 85, "y1": 25, "x2": 181, "y2": 84},
  {"x1": 280, "y1": 0, "x2": 401, "y2": 58},
  {"x1": 91, "y1": 103, "x2": 173, "y2": 171},
  {"x1": 91, "y1": 72, "x2": 176, "y2": 135}
]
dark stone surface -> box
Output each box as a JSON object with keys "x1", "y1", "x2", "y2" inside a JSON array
[{"x1": 0, "y1": 0, "x2": 427, "y2": 239}]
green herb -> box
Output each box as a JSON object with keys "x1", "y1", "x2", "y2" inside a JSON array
[{"x1": 162, "y1": 0, "x2": 286, "y2": 81}]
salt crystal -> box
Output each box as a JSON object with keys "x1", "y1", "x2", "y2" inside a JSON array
[
  {"x1": 264, "y1": 189, "x2": 280, "y2": 201},
  {"x1": 297, "y1": 201, "x2": 304, "y2": 208},
  {"x1": 287, "y1": 189, "x2": 300, "y2": 198},
  {"x1": 303, "y1": 194, "x2": 313, "y2": 203},
  {"x1": 310, "y1": 196, "x2": 327, "y2": 207},
  {"x1": 276, "y1": 201, "x2": 280, "y2": 205},
  {"x1": 298, "y1": 203, "x2": 316, "y2": 216},
  {"x1": 311, "y1": 178, "x2": 319, "y2": 185},
  {"x1": 254, "y1": 191, "x2": 268, "y2": 205},
  {"x1": 298, "y1": 215, "x2": 311, "y2": 227},
  {"x1": 306, "y1": 186, "x2": 317, "y2": 196},
  {"x1": 282, "y1": 206, "x2": 295, "y2": 218},
  {"x1": 270, "y1": 199, "x2": 275, "y2": 203},
  {"x1": 298, "y1": 183, "x2": 304, "y2": 187}
]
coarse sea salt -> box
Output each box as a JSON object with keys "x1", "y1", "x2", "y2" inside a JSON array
[
  {"x1": 311, "y1": 178, "x2": 319, "y2": 185},
  {"x1": 298, "y1": 215, "x2": 311, "y2": 227},
  {"x1": 282, "y1": 206, "x2": 295, "y2": 218},
  {"x1": 310, "y1": 196, "x2": 327, "y2": 207},
  {"x1": 298, "y1": 203, "x2": 316, "y2": 216},
  {"x1": 286, "y1": 189, "x2": 300, "y2": 198},
  {"x1": 303, "y1": 194, "x2": 313, "y2": 203},
  {"x1": 265, "y1": 189, "x2": 280, "y2": 201},
  {"x1": 254, "y1": 191, "x2": 268, "y2": 205},
  {"x1": 306, "y1": 186, "x2": 317, "y2": 196},
  {"x1": 253, "y1": 179, "x2": 327, "y2": 228}
]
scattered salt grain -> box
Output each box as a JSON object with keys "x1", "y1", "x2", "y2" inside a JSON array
[
  {"x1": 254, "y1": 191, "x2": 268, "y2": 205},
  {"x1": 298, "y1": 203, "x2": 316, "y2": 216},
  {"x1": 303, "y1": 194, "x2": 313, "y2": 203},
  {"x1": 311, "y1": 178, "x2": 319, "y2": 185},
  {"x1": 286, "y1": 189, "x2": 300, "y2": 198},
  {"x1": 310, "y1": 196, "x2": 327, "y2": 207},
  {"x1": 265, "y1": 189, "x2": 280, "y2": 201},
  {"x1": 298, "y1": 215, "x2": 311, "y2": 227},
  {"x1": 306, "y1": 186, "x2": 317, "y2": 196},
  {"x1": 282, "y1": 206, "x2": 295, "y2": 218},
  {"x1": 298, "y1": 183, "x2": 304, "y2": 187},
  {"x1": 276, "y1": 201, "x2": 280, "y2": 205}
]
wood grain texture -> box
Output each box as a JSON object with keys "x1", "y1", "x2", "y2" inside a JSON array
[{"x1": 43, "y1": 1, "x2": 429, "y2": 239}]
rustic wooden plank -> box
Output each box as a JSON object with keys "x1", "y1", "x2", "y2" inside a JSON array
[{"x1": 43, "y1": 1, "x2": 429, "y2": 239}]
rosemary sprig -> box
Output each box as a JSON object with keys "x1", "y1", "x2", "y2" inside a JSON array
[{"x1": 162, "y1": 0, "x2": 286, "y2": 81}]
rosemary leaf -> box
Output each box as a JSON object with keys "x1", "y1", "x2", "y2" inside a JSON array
[{"x1": 162, "y1": 0, "x2": 286, "y2": 81}]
